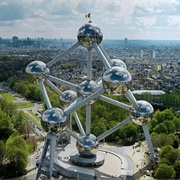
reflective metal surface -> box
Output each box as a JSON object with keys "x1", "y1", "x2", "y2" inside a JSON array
[
  {"x1": 60, "y1": 90, "x2": 77, "y2": 103},
  {"x1": 41, "y1": 107, "x2": 67, "y2": 133},
  {"x1": 111, "y1": 59, "x2": 127, "y2": 68},
  {"x1": 102, "y1": 67, "x2": 132, "y2": 94},
  {"x1": 77, "y1": 22, "x2": 103, "y2": 48},
  {"x1": 130, "y1": 100, "x2": 154, "y2": 125},
  {"x1": 26, "y1": 61, "x2": 49, "y2": 83},
  {"x1": 76, "y1": 134, "x2": 99, "y2": 157},
  {"x1": 79, "y1": 80, "x2": 101, "y2": 95}
]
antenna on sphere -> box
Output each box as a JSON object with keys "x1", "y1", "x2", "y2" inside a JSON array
[{"x1": 85, "y1": 13, "x2": 92, "y2": 23}]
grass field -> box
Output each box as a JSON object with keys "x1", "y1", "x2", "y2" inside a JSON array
[
  {"x1": 0, "y1": 92, "x2": 35, "y2": 108},
  {"x1": 0, "y1": 92, "x2": 16, "y2": 101},
  {"x1": 24, "y1": 110, "x2": 41, "y2": 128},
  {"x1": 28, "y1": 110, "x2": 41, "y2": 121},
  {"x1": 13, "y1": 101, "x2": 35, "y2": 108}
]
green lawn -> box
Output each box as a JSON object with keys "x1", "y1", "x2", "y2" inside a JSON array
[
  {"x1": 24, "y1": 111, "x2": 41, "y2": 128},
  {"x1": 27, "y1": 110, "x2": 41, "y2": 121},
  {"x1": 13, "y1": 101, "x2": 34, "y2": 108},
  {"x1": 0, "y1": 92, "x2": 16, "y2": 101}
]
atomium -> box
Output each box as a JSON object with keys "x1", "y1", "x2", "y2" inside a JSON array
[{"x1": 26, "y1": 20, "x2": 157, "y2": 180}]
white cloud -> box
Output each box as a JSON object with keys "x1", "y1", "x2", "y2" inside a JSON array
[{"x1": 0, "y1": 0, "x2": 180, "y2": 40}]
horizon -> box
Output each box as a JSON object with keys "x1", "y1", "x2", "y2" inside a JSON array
[{"x1": 1, "y1": 37, "x2": 180, "y2": 42}]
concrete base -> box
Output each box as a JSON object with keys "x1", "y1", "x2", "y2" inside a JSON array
[{"x1": 70, "y1": 151, "x2": 105, "y2": 167}]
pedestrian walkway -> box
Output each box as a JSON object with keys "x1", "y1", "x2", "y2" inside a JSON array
[{"x1": 125, "y1": 142, "x2": 154, "y2": 179}]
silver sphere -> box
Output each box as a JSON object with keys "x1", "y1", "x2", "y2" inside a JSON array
[
  {"x1": 60, "y1": 90, "x2": 77, "y2": 103},
  {"x1": 130, "y1": 100, "x2": 154, "y2": 125},
  {"x1": 111, "y1": 59, "x2": 127, "y2": 69},
  {"x1": 77, "y1": 22, "x2": 103, "y2": 48},
  {"x1": 41, "y1": 107, "x2": 67, "y2": 133},
  {"x1": 76, "y1": 134, "x2": 99, "y2": 157},
  {"x1": 102, "y1": 66, "x2": 132, "y2": 94},
  {"x1": 79, "y1": 80, "x2": 101, "y2": 95},
  {"x1": 26, "y1": 60, "x2": 49, "y2": 83}
]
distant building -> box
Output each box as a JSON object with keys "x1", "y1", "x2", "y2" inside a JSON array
[
  {"x1": 140, "y1": 49, "x2": 143, "y2": 58},
  {"x1": 12, "y1": 36, "x2": 18, "y2": 47},
  {"x1": 151, "y1": 51, "x2": 155, "y2": 58},
  {"x1": 124, "y1": 38, "x2": 128, "y2": 44}
]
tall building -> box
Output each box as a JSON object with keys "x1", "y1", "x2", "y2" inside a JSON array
[
  {"x1": 124, "y1": 38, "x2": 128, "y2": 44},
  {"x1": 151, "y1": 50, "x2": 155, "y2": 58},
  {"x1": 140, "y1": 49, "x2": 143, "y2": 58},
  {"x1": 12, "y1": 36, "x2": 18, "y2": 47}
]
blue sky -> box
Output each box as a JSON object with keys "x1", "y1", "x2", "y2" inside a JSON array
[{"x1": 0, "y1": 0, "x2": 180, "y2": 40}]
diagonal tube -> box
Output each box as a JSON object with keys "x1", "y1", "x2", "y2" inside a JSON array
[
  {"x1": 86, "y1": 104, "x2": 91, "y2": 135},
  {"x1": 47, "y1": 75, "x2": 78, "y2": 91},
  {"x1": 45, "y1": 79, "x2": 65, "y2": 97},
  {"x1": 99, "y1": 95, "x2": 131, "y2": 111},
  {"x1": 38, "y1": 79, "x2": 52, "y2": 109},
  {"x1": 93, "y1": 42, "x2": 111, "y2": 69},
  {"x1": 142, "y1": 122, "x2": 156, "y2": 164},
  {"x1": 73, "y1": 111, "x2": 85, "y2": 136},
  {"x1": 47, "y1": 42, "x2": 80, "y2": 67},
  {"x1": 125, "y1": 90, "x2": 139, "y2": 110},
  {"x1": 65, "y1": 87, "x2": 105, "y2": 115},
  {"x1": 65, "y1": 127, "x2": 83, "y2": 143},
  {"x1": 98, "y1": 44, "x2": 112, "y2": 66},
  {"x1": 97, "y1": 118, "x2": 131, "y2": 141}
]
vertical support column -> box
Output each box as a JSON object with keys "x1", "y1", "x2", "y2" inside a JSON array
[
  {"x1": 87, "y1": 48, "x2": 92, "y2": 80},
  {"x1": 35, "y1": 133, "x2": 57, "y2": 180},
  {"x1": 49, "y1": 134, "x2": 56, "y2": 178},
  {"x1": 142, "y1": 123, "x2": 156, "y2": 164},
  {"x1": 86, "y1": 104, "x2": 91, "y2": 135}
]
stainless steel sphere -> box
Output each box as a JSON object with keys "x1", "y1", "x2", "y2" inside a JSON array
[
  {"x1": 130, "y1": 100, "x2": 154, "y2": 125},
  {"x1": 76, "y1": 134, "x2": 99, "y2": 157},
  {"x1": 102, "y1": 66, "x2": 132, "y2": 94},
  {"x1": 60, "y1": 90, "x2": 77, "y2": 103},
  {"x1": 26, "y1": 60, "x2": 49, "y2": 83},
  {"x1": 41, "y1": 107, "x2": 67, "y2": 133},
  {"x1": 79, "y1": 80, "x2": 101, "y2": 95},
  {"x1": 77, "y1": 22, "x2": 103, "y2": 48},
  {"x1": 111, "y1": 59, "x2": 127, "y2": 68}
]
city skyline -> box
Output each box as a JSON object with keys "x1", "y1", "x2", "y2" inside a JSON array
[{"x1": 0, "y1": 0, "x2": 180, "y2": 40}]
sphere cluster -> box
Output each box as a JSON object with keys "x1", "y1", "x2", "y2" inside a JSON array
[{"x1": 25, "y1": 21, "x2": 154, "y2": 161}]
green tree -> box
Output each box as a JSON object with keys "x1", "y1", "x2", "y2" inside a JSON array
[
  {"x1": 6, "y1": 131, "x2": 28, "y2": 176},
  {"x1": 0, "y1": 140, "x2": 5, "y2": 169},
  {"x1": 160, "y1": 145, "x2": 174, "y2": 159},
  {"x1": 0, "y1": 109, "x2": 13, "y2": 137},
  {"x1": 174, "y1": 160, "x2": 180, "y2": 179},
  {"x1": 13, "y1": 110, "x2": 26, "y2": 129},
  {"x1": 154, "y1": 123, "x2": 168, "y2": 134},
  {"x1": 124, "y1": 123, "x2": 138, "y2": 141},
  {"x1": 163, "y1": 120, "x2": 175, "y2": 134},
  {"x1": 155, "y1": 164, "x2": 176, "y2": 179},
  {"x1": 173, "y1": 117, "x2": 180, "y2": 131},
  {"x1": 92, "y1": 118, "x2": 107, "y2": 137}
]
